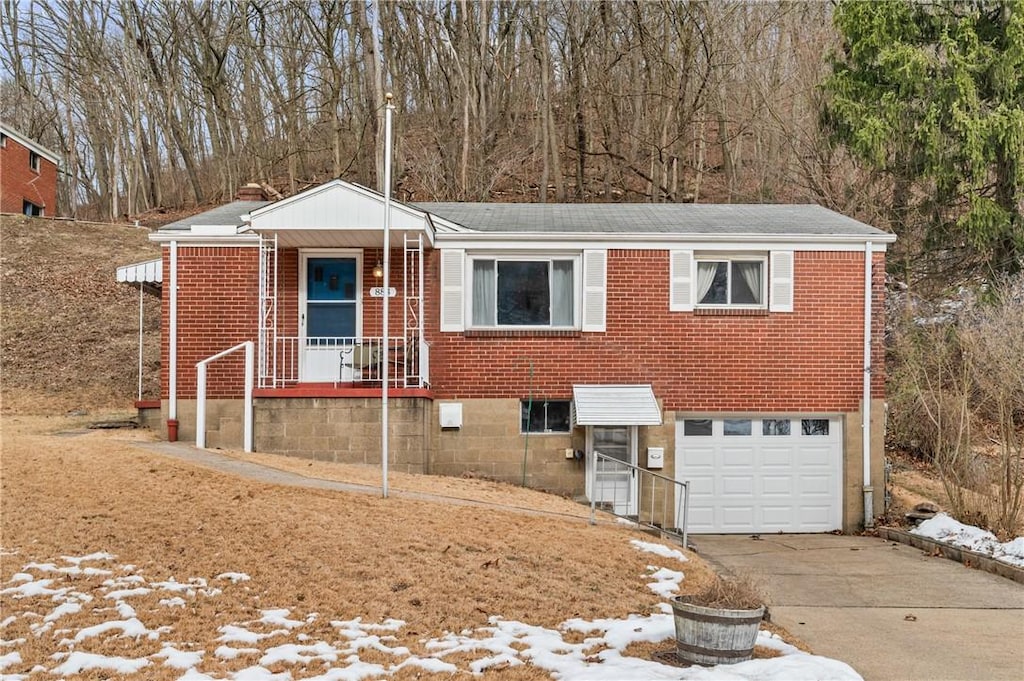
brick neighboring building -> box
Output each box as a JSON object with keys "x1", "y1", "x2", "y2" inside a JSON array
[
  {"x1": 0, "y1": 123, "x2": 60, "y2": 217},
  {"x1": 129, "y1": 179, "x2": 895, "y2": 534}
]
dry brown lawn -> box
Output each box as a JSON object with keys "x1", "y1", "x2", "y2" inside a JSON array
[
  {"x1": 224, "y1": 449, "x2": 592, "y2": 519},
  {"x1": 0, "y1": 214, "x2": 161, "y2": 414},
  {"x1": 1, "y1": 414, "x2": 726, "y2": 679}
]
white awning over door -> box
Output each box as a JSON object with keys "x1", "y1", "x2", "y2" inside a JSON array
[{"x1": 572, "y1": 384, "x2": 662, "y2": 426}]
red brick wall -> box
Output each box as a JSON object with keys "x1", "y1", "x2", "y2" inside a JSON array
[
  {"x1": 427, "y1": 249, "x2": 886, "y2": 412},
  {"x1": 165, "y1": 244, "x2": 886, "y2": 412},
  {"x1": 1, "y1": 136, "x2": 58, "y2": 215},
  {"x1": 160, "y1": 246, "x2": 259, "y2": 399}
]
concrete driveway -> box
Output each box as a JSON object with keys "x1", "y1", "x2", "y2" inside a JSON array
[{"x1": 692, "y1": 534, "x2": 1024, "y2": 681}]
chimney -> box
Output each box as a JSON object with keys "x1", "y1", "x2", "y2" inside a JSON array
[{"x1": 236, "y1": 182, "x2": 267, "y2": 202}]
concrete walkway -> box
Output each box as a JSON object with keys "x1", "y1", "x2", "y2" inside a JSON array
[
  {"x1": 692, "y1": 533, "x2": 1024, "y2": 681},
  {"x1": 133, "y1": 440, "x2": 595, "y2": 523}
]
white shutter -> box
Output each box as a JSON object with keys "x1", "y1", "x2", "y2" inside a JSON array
[
  {"x1": 440, "y1": 249, "x2": 465, "y2": 332},
  {"x1": 670, "y1": 250, "x2": 694, "y2": 311},
  {"x1": 769, "y1": 250, "x2": 794, "y2": 312},
  {"x1": 581, "y1": 249, "x2": 606, "y2": 332}
]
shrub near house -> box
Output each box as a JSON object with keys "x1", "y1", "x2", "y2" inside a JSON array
[{"x1": 137, "y1": 180, "x2": 894, "y2": 534}]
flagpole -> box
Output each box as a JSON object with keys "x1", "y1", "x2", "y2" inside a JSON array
[{"x1": 382, "y1": 92, "x2": 394, "y2": 499}]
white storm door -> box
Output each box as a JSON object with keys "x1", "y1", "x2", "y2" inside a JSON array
[
  {"x1": 587, "y1": 426, "x2": 638, "y2": 516},
  {"x1": 299, "y1": 252, "x2": 361, "y2": 382}
]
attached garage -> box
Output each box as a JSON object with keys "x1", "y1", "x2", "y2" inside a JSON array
[{"x1": 675, "y1": 416, "x2": 843, "y2": 533}]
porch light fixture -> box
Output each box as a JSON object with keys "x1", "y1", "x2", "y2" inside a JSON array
[{"x1": 373, "y1": 260, "x2": 383, "y2": 279}]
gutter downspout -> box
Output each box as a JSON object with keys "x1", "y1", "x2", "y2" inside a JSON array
[
  {"x1": 168, "y1": 240, "x2": 179, "y2": 441},
  {"x1": 862, "y1": 241, "x2": 874, "y2": 529}
]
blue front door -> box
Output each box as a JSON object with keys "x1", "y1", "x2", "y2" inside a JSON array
[{"x1": 302, "y1": 255, "x2": 360, "y2": 381}]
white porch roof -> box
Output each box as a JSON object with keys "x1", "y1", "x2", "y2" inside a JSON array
[
  {"x1": 246, "y1": 179, "x2": 436, "y2": 248},
  {"x1": 116, "y1": 259, "x2": 162, "y2": 286},
  {"x1": 571, "y1": 384, "x2": 662, "y2": 426}
]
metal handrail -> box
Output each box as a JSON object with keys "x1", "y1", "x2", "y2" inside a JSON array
[
  {"x1": 589, "y1": 451, "x2": 690, "y2": 548},
  {"x1": 196, "y1": 341, "x2": 253, "y2": 452}
]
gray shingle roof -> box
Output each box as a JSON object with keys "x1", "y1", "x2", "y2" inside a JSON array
[
  {"x1": 416, "y1": 202, "x2": 887, "y2": 236},
  {"x1": 159, "y1": 201, "x2": 270, "y2": 231}
]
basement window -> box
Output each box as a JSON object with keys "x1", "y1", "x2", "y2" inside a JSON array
[
  {"x1": 23, "y1": 200, "x2": 43, "y2": 217},
  {"x1": 521, "y1": 399, "x2": 571, "y2": 433}
]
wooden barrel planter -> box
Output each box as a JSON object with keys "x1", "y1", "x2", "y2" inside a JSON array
[{"x1": 670, "y1": 596, "x2": 765, "y2": 666}]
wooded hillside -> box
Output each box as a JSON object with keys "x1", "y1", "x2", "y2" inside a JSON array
[
  {"x1": 0, "y1": 3, "x2": 852, "y2": 210},
  {"x1": 2, "y1": 1, "x2": 1020, "y2": 276}
]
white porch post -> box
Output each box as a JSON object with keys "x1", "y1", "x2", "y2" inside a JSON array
[
  {"x1": 168, "y1": 240, "x2": 179, "y2": 440},
  {"x1": 137, "y1": 284, "x2": 144, "y2": 401}
]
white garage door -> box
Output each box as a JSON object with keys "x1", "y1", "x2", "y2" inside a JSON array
[{"x1": 675, "y1": 416, "x2": 842, "y2": 533}]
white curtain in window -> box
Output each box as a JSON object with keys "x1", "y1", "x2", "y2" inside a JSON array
[
  {"x1": 472, "y1": 260, "x2": 495, "y2": 325},
  {"x1": 735, "y1": 262, "x2": 762, "y2": 304},
  {"x1": 552, "y1": 260, "x2": 573, "y2": 326},
  {"x1": 697, "y1": 262, "x2": 717, "y2": 303}
]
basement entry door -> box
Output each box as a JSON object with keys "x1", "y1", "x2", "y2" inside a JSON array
[
  {"x1": 675, "y1": 417, "x2": 842, "y2": 533},
  {"x1": 586, "y1": 425, "x2": 638, "y2": 517}
]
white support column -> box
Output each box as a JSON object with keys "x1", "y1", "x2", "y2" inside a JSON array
[
  {"x1": 243, "y1": 340, "x2": 254, "y2": 452},
  {"x1": 137, "y1": 284, "x2": 144, "y2": 401},
  {"x1": 195, "y1": 363, "x2": 207, "y2": 449},
  {"x1": 418, "y1": 233, "x2": 426, "y2": 385},
  {"x1": 168, "y1": 240, "x2": 179, "y2": 440}
]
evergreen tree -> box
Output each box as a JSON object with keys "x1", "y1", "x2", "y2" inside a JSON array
[{"x1": 825, "y1": 0, "x2": 1024, "y2": 274}]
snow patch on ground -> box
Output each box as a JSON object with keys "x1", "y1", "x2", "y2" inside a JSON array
[
  {"x1": 0, "y1": 546, "x2": 862, "y2": 680},
  {"x1": 631, "y1": 539, "x2": 689, "y2": 562},
  {"x1": 215, "y1": 572, "x2": 251, "y2": 583},
  {"x1": 911, "y1": 513, "x2": 1024, "y2": 567}
]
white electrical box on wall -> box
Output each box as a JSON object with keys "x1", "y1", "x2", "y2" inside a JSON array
[
  {"x1": 439, "y1": 403, "x2": 463, "y2": 429},
  {"x1": 647, "y1": 447, "x2": 665, "y2": 469}
]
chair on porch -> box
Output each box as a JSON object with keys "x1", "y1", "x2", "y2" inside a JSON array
[{"x1": 339, "y1": 344, "x2": 381, "y2": 383}]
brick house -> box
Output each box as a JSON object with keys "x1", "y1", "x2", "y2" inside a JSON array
[
  {"x1": 134, "y1": 179, "x2": 894, "y2": 534},
  {"x1": 0, "y1": 123, "x2": 60, "y2": 216}
]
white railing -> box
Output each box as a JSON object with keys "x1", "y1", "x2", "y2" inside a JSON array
[
  {"x1": 590, "y1": 451, "x2": 690, "y2": 547},
  {"x1": 268, "y1": 336, "x2": 420, "y2": 388},
  {"x1": 196, "y1": 341, "x2": 253, "y2": 452}
]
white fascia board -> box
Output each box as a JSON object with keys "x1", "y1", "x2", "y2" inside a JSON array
[
  {"x1": 434, "y1": 232, "x2": 894, "y2": 252},
  {"x1": 150, "y1": 232, "x2": 261, "y2": 246},
  {"x1": 427, "y1": 213, "x2": 478, "y2": 233}
]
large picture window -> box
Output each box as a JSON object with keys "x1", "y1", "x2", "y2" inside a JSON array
[
  {"x1": 696, "y1": 258, "x2": 765, "y2": 307},
  {"x1": 471, "y1": 258, "x2": 575, "y2": 327}
]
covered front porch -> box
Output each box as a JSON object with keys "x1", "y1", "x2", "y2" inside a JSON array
[{"x1": 248, "y1": 180, "x2": 454, "y2": 392}]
